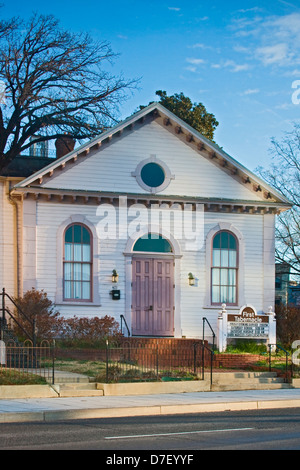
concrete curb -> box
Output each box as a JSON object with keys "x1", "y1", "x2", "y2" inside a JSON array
[{"x1": 1, "y1": 397, "x2": 300, "y2": 424}]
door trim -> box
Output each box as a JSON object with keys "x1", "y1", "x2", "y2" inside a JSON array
[
  {"x1": 132, "y1": 256, "x2": 175, "y2": 337},
  {"x1": 123, "y1": 226, "x2": 182, "y2": 337}
]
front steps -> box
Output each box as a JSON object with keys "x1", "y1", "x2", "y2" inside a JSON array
[
  {"x1": 48, "y1": 371, "x2": 293, "y2": 397},
  {"x1": 53, "y1": 382, "x2": 104, "y2": 397},
  {"x1": 210, "y1": 371, "x2": 292, "y2": 391},
  {"x1": 45, "y1": 371, "x2": 104, "y2": 397}
]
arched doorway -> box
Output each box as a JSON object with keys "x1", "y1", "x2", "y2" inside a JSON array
[{"x1": 131, "y1": 234, "x2": 175, "y2": 336}]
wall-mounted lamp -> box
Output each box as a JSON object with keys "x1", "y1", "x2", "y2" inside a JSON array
[
  {"x1": 112, "y1": 269, "x2": 119, "y2": 283},
  {"x1": 188, "y1": 273, "x2": 195, "y2": 286}
]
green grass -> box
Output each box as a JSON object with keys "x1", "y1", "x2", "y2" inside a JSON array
[
  {"x1": 225, "y1": 341, "x2": 267, "y2": 354},
  {"x1": 44, "y1": 358, "x2": 107, "y2": 378},
  {"x1": 44, "y1": 358, "x2": 200, "y2": 383},
  {"x1": 0, "y1": 369, "x2": 47, "y2": 385}
]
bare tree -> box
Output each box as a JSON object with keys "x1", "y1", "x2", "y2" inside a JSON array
[
  {"x1": 258, "y1": 124, "x2": 300, "y2": 277},
  {"x1": 0, "y1": 13, "x2": 137, "y2": 171}
]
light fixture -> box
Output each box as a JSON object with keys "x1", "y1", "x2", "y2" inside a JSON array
[
  {"x1": 112, "y1": 269, "x2": 119, "y2": 283},
  {"x1": 188, "y1": 273, "x2": 195, "y2": 286}
]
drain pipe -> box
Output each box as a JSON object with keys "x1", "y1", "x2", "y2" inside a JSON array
[{"x1": 5, "y1": 180, "x2": 23, "y2": 297}]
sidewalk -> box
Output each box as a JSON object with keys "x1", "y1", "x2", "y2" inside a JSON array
[{"x1": 1, "y1": 388, "x2": 300, "y2": 423}]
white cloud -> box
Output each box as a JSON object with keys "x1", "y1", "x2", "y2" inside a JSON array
[
  {"x1": 288, "y1": 69, "x2": 300, "y2": 76},
  {"x1": 230, "y1": 63, "x2": 250, "y2": 72},
  {"x1": 186, "y1": 58, "x2": 205, "y2": 65},
  {"x1": 168, "y1": 7, "x2": 180, "y2": 11},
  {"x1": 266, "y1": 13, "x2": 300, "y2": 39},
  {"x1": 188, "y1": 43, "x2": 221, "y2": 53},
  {"x1": 241, "y1": 89, "x2": 260, "y2": 95},
  {"x1": 212, "y1": 60, "x2": 250, "y2": 73},
  {"x1": 237, "y1": 7, "x2": 263, "y2": 13},
  {"x1": 255, "y1": 43, "x2": 290, "y2": 66},
  {"x1": 185, "y1": 66, "x2": 197, "y2": 73},
  {"x1": 231, "y1": 12, "x2": 300, "y2": 68},
  {"x1": 188, "y1": 43, "x2": 209, "y2": 49}
]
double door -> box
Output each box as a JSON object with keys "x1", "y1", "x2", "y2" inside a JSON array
[{"x1": 132, "y1": 257, "x2": 174, "y2": 336}]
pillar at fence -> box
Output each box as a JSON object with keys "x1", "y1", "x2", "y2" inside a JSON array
[
  {"x1": 267, "y1": 306, "x2": 276, "y2": 349},
  {"x1": 0, "y1": 340, "x2": 6, "y2": 365},
  {"x1": 217, "y1": 304, "x2": 228, "y2": 353}
]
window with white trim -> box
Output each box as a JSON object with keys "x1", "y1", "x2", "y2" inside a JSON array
[
  {"x1": 63, "y1": 224, "x2": 92, "y2": 301},
  {"x1": 211, "y1": 231, "x2": 238, "y2": 305}
]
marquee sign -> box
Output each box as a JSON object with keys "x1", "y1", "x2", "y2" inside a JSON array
[
  {"x1": 217, "y1": 304, "x2": 276, "y2": 352},
  {"x1": 227, "y1": 306, "x2": 269, "y2": 339}
]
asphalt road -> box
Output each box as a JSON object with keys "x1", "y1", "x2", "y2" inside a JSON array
[{"x1": 1, "y1": 408, "x2": 300, "y2": 451}]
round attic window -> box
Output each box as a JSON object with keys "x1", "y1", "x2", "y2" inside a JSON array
[
  {"x1": 141, "y1": 162, "x2": 165, "y2": 188},
  {"x1": 132, "y1": 156, "x2": 174, "y2": 193}
]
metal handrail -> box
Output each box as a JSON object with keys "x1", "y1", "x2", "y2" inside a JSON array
[
  {"x1": 201, "y1": 342, "x2": 214, "y2": 385},
  {"x1": 0, "y1": 288, "x2": 36, "y2": 345},
  {"x1": 202, "y1": 317, "x2": 216, "y2": 351},
  {"x1": 120, "y1": 314, "x2": 130, "y2": 337},
  {"x1": 268, "y1": 343, "x2": 291, "y2": 383}
]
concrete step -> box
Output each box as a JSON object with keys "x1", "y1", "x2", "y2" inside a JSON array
[
  {"x1": 211, "y1": 382, "x2": 291, "y2": 391},
  {"x1": 213, "y1": 377, "x2": 286, "y2": 385},
  {"x1": 210, "y1": 371, "x2": 278, "y2": 380},
  {"x1": 54, "y1": 382, "x2": 104, "y2": 397},
  {"x1": 208, "y1": 371, "x2": 292, "y2": 391}
]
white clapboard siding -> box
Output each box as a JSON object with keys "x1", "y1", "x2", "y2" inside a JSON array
[
  {"x1": 35, "y1": 199, "x2": 271, "y2": 338},
  {"x1": 179, "y1": 212, "x2": 266, "y2": 338},
  {"x1": 41, "y1": 121, "x2": 264, "y2": 202}
]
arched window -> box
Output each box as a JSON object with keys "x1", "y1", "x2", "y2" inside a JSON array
[
  {"x1": 211, "y1": 231, "x2": 238, "y2": 305},
  {"x1": 63, "y1": 224, "x2": 92, "y2": 301},
  {"x1": 133, "y1": 234, "x2": 173, "y2": 253}
]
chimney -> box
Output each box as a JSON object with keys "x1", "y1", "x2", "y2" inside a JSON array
[{"x1": 55, "y1": 134, "x2": 76, "y2": 159}]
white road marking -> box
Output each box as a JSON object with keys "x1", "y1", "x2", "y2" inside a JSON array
[{"x1": 105, "y1": 427, "x2": 254, "y2": 440}]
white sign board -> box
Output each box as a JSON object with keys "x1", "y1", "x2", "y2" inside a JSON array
[{"x1": 217, "y1": 304, "x2": 276, "y2": 352}]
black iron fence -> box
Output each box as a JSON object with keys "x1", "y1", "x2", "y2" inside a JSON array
[
  {"x1": 0, "y1": 340, "x2": 55, "y2": 384},
  {"x1": 1, "y1": 340, "x2": 298, "y2": 386},
  {"x1": 55, "y1": 341, "x2": 214, "y2": 384}
]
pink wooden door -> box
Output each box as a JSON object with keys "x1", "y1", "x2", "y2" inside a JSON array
[{"x1": 132, "y1": 258, "x2": 174, "y2": 336}]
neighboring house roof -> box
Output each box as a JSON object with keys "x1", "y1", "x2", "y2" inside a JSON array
[
  {"x1": 12, "y1": 102, "x2": 292, "y2": 207},
  {"x1": 1, "y1": 155, "x2": 55, "y2": 178}
]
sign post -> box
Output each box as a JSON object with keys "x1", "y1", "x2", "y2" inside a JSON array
[
  {"x1": 0, "y1": 340, "x2": 6, "y2": 365},
  {"x1": 217, "y1": 305, "x2": 276, "y2": 352}
]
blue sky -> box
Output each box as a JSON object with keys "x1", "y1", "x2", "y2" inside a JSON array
[{"x1": 2, "y1": 0, "x2": 300, "y2": 171}]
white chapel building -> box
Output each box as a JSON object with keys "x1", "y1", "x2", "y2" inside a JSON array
[{"x1": 0, "y1": 103, "x2": 292, "y2": 340}]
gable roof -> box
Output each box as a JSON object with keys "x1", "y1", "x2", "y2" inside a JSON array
[{"x1": 13, "y1": 102, "x2": 291, "y2": 207}]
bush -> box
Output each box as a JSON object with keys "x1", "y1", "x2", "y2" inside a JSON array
[
  {"x1": 56, "y1": 315, "x2": 122, "y2": 347},
  {"x1": 276, "y1": 304, "x2": 300, "y2": 349},
  {"x1": 12, "y1": 288, "x2": 60, "y2": 341},
  {"x1": 11, "y1": 289, "x2": 122, "y2": 347}
]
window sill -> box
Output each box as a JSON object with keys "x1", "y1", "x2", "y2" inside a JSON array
[
  {"x1": 55, "y1": 301, "x2": 101, "y2": 307},
  {"x1": 203, "y1": 305, "x2": 240, "y2": 310}
]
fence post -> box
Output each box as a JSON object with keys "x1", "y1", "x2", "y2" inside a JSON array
[
  {"x1": 156, "y1": 340, "x2": 159, "y2": 381},
  {"x1": 201, "y1": 342, "x2": 205, "y2": 380},
  {"x1": 52, "y1": 339, "x2": 55, "y2": 385},
  {"x1": 1, "y1": 288, "x2": 5, "y2": 340},
  {"x1": 32, "y1": 317, "x2": 37, "y2": 348},
  {"x1": 106, "y1": 340, "x2": 109, "y2": 383}
]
